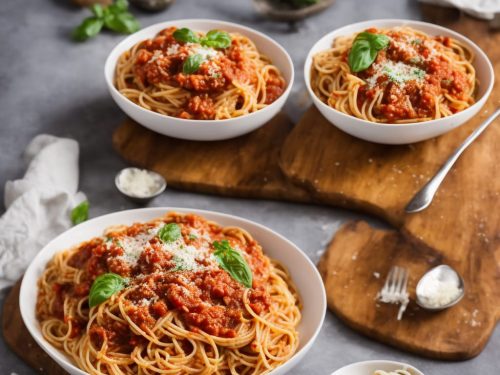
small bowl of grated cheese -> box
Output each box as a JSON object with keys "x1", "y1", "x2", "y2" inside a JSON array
[{"x1": 115, "y1": 167, "x2": 166, "y2": 204}]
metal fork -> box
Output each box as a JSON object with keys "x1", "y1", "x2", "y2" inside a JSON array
[{"x1": 377, "y1": 266, "x2": 410, "y2": 320}]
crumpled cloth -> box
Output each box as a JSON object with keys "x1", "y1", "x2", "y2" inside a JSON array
[
  {"x1": 0, "y1": 135, "x2": 86, "y2": 288},
  {"x1": 419, "y1": 0, "x2": 500, "y2": 20}
]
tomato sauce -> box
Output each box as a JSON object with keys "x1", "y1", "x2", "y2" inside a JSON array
[
  {"x1": 54, "y1": 214, "x2": 272, "y2": 347},
  {"x1": 351, "y1": 28, "x2": 473, "y2": 122},
  {"x1": 131, "y1": 27, "x2": 285, "y2": 119}
]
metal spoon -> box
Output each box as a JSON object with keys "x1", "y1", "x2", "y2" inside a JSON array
[
  {"x1": 406, "y1": 108, "x2": 500, "y2": 213},
  {"x1": 415, "y1": 265, "x2": 465, "y2": 311}
]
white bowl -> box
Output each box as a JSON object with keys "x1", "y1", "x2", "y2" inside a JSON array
[
  {"x1": 104, "y1": 19, "x2": 294, "y2": 141},
  {"x1": 20, "y1": 208, "x2": 326, "y2": 375},
  {"x1": 331, "y1": 360, "x2": 425, "y2": 375},
  {"x1": 304, "y1": 19, "x2": 494, "y2": 144}
]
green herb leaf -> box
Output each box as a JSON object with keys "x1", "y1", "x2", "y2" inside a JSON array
[
  {"x1": 213, "y1": 240, "x2": 253, "y2": 288},
  {"x1": 104, "y1": 11, "x2": 140, "y2": 34},
  {"x1": 201, "y1": 30, "x2": 231, "y2": 49},
  {"x1": 108, "y1": 0, "x2": 129, "y2": 13},
  {"x1": 72, "y1": 17, "x2": 104, "y2": 41},
  {"x1": 89, "y1": 273, "x2": 127, "y2": 307},
  {"x1": 90, "y1": 4, "x2": 104, "y2": 18},
  {"x1": 71, "y1": 201, "x2": 89, "y2": 225},
  {"x1": 183, "y1": 54, "x2": 204, "y2": 74},
  {"x1": 173, "y1": 27, "x2": 200, "y2": 44},
  {"x1": 158, "y1": 223, "x2": 181, "y2": 243},
  {"x1": 348, "y1": 32, "x2": 390, "y2": 72},
  {"x1": 189, "y1": 233, "x2": 197, "y2": 240}
]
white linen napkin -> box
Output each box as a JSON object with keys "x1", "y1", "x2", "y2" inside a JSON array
[
  {"x1": 419, "y1": 0, "x2": 500, "y2": 20},
  {"x1": 0, "y1": 135, "x2": 86, "y2": 288}
]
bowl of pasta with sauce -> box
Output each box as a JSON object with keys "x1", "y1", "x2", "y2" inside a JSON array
[
  {"x1": 20, "y1": 208, "x2": 326, "y2": 375},
  {"x1": 104, "y1": 19, "x2": 294, "y2": 141},
  {"x1": 331, "y1": 360, "x2": 424, "y2": 375},
  {"x1": 304, "y1": 19, "x2": 494, "y2": 144}
]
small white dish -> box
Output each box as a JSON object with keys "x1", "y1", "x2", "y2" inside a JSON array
[
  {"x1": 304, "y1": 19, "x2": 494, "y2": 144},
  {"x1": 20, "y1": 207, "x2": 326, "y2": 375},
  {"x1": 331, "y1": 360, "x2": 424, "y2": 375},
  {"x1": 104, "y1": 19, "x2": 294, "y2": 141},
  {"x1": 115, "y1": 167, "x2": 166, "y2": 203}
]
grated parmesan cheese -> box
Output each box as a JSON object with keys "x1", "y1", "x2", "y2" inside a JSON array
[
  {"x1": 118, "y1": 168, "x2": 163, "y2": 198},
  {"x1": 366, "y1": 61, "x2": 425, "y2": 88},
  {"x1": 166, "y1": 44, "x2": 179, "y2": 55},
  {"x1": 418, "y1": 272, "x2": 463, "y2": 308},
  {"x1": 191, "y1": 46, "x2": 220, "y2": 60},
  {"x1": 110, "y1": 224, "x2": 218, "y2": 272}
]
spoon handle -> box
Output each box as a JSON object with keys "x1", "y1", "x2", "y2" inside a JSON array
[{"x1": 405, "y1": 108, "x2": 500, "y2": 213}]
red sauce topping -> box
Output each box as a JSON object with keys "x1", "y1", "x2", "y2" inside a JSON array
[
  {"x1": 129, "y1": 27, "x2": 285, "y2": 119},
  {"x1": 350, "y1": 28, "x2": 473, "y2": 122},
  {"x1": 52, "y1": 214, "x2": 272, "y2": 348}
]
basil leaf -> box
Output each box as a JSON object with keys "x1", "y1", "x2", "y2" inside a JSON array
[
  {"x1": 71, "y1": 201, "x2": 89, "y2": 225},
  {"x1": 348, "y1": 32, "x2": 390, "y2": 72},
  {"x1": 213, "y1": 240, "x2": 253, "y2": 288},
  {"x1": 201, "y1": 30, "x2": 231, "y2": 49},
  {"x1": 72, "y1": 17, "x2": 104, "y2": 41},
  {"x1": 183, "y1": 54, "x2": 204, "y2": 74},
  {"x1": 104, "y1": 12, "x2": 140, "y2": 34},
  {"x1": 158, "y1": 223, "x2": 181, "y2": 243},
  {"x1": 90, "y1": 4, "x2": 104, "y2": 18},
  {"x1": 89, "y1": 273, "x2": 127, "y2": 307},
  {"x1": 173, "y1": 28, "x2": 199, "y2": 44},
  {"x1": 108, "y1": 0, "x2": 129, "y2": 13}
]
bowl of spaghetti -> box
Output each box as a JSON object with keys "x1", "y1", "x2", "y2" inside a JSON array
[
  {"x1": 305, "y1": 19, "x2": 494, "y2": 144},
  {"x1": 105, "y1": 20, "x2": 294, "y2": 141},
  {"x1": 20, "y1": 208, "x2": 326, "y2": 375}
]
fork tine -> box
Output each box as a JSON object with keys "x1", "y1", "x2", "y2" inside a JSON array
[
  {"x1": 388, "y1": 266, "x2": 400, "y2": 295},
  {"x1": 383, "y1": 266, "x2": 395, "y2": 292},
  {"x1": 401, "y1": 268, "x2": 409, "y2": 295},
  {"x1": 395, "y1": 267, "x2": 405, "y2": 295}
]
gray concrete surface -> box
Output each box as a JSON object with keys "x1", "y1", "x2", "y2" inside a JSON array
[{"x1": 0, "y1": 0, "x2": 497, "y2": 373}]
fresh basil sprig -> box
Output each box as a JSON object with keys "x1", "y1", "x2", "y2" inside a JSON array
[
  {"x1": 183, "y1": 54, "x2": 205, "y2": 74},
  {"x1": 201, "y1": 30, "x2": 232, "y2": 49},
  {"x1": 158, "y1": 223, "x2": 181, "y2": 243},
  {"x1": 173, "y1": 28, "x2": 199, "y2": 44},
  {"x1": 213, "y1": 240, "x2": 253, "y2": 288},
  {"x1": 348, "y1": 32, "x2": 390, "y2": 73},
  {"x1": 71, "y1": 201, "x2": 89, "y2": 225},
  {"x1": 89, "y1": 273, "x2": 127, "y2": 307},
  {"x1": 72, "y1": 0, "x2": 140, "y2": 42},
  {"x1": 173, "y1": 28, "x2": 231, "y2": 49}
]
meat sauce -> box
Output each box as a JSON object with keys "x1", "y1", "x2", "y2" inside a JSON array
[
  {"x1": 52, "y1": 214, "x2": 272, "y2": 348},
  {"x1": 131, "y1": 27, "x2": 285, "y2": 119},
  {"x1": 350, "y1": 28, "x2": 472, "y2": 122}
]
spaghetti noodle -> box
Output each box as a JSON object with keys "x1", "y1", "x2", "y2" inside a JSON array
[
  {"x1": 115, "y1": 27, "x2": 286, "y2": 120},
  {"x1": 36, "y1": 212, "x2": 301, "y2": 374},
  {"x1": 310, "y1": 26, "x2": 476, "y2": 123}
]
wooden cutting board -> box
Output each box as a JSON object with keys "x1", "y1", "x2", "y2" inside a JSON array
[{"x1": 2, "y1": 6, "x2": 499, "y2": 373}]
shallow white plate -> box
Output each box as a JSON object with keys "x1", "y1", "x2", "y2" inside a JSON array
[
  {"x1": 105, "y1": 19, "x2": 294, "y2": 141},
  {"x1": 20, "y1": 208, "x2": 326, "y2": 375},
  {"x1": 331, "y1": 360, "x2": 424, "y2": 375},
  {"x1": 304, "y1": 19, "x2": 494, "y2": 144}
]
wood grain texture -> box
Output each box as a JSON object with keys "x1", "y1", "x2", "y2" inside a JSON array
[
  {"x1": 2, "y1": 6, "x2": 499, "y2": 373},
  {"x1": 112, "y1": 113, "x2": 311, "y2": 203},
  {"x1": 282, "y1": 12, "x2": 500, "y2": 360},
  {"x1": 2, "y1": 280, "x2": 66, "y2": 374},
  {"x1": 318, "y1": 221, "x2": 494, "y2": 360}
]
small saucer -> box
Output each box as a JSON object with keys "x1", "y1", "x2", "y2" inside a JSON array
[{"x1": 115, "y1": 167, "x2": 166, "y2": 204}]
